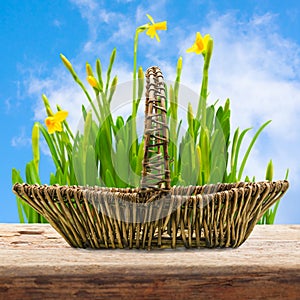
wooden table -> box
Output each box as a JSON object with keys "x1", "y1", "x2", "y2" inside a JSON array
[{"x1": 0, "y1": 224, "x2": 299, "y2": 299}]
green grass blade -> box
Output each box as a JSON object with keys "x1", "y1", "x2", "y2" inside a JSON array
[
  {"x1": 285, "y1": 168, "x2": 290, "y2": 180},
  {"x1": 25, "y1": 161, "x2": 41, "y2": 185},
  {"x1": 228, "y1": 127, "x2": 240, "y2": 182},
  {"x1": 265, "y1": 160, "x2": 274, "y2": 181},
  {"x1": 38, "y1": 124, "x2": 62, "y2": 170},
  {"x1": 238, "y1": 120, "x2": 271, "y2": 181},
  {"x1": 12, "y1": 169, "x2": 27, "y2": 223},
  {"x1": 86, "y1": 145, "x2": 98, "y2": 186},
  {"x1": 105, "y1": 169, "x2": 115, "y2": 187},
  {"x1": 25, "y1": 161, "x2": 41, "y2": 222},
  {"x1": 135, "y1": 139, "x2": 144, "y2": 180},
  {"x1": 115, "y1": 138, "x2": 128, "y2": 187},
  {"x1": 233, "y1": 127, "x2": 251, "y2": 181}
]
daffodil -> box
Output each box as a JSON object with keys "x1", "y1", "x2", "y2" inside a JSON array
[
  {"x1": 45, "y1": 111, "x2": 68, "y2": 134},
  {"x1": 186, "y1": 32, "x2": 211, "y2": 55},
  {"x1": 145, "y1": 14, "x2": 167, "y2": 42},
  {"x1": 87, "y1": 75, "x2": 99, "y2": 89}
]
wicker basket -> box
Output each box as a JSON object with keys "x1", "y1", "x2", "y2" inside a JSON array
[{"x1": 13, "y1": 66, "x2": 289, "y2": 249}]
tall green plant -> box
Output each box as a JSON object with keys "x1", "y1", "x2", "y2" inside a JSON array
[{"x1": 12, "y1": 15, "x2": 285, "y2": 224}]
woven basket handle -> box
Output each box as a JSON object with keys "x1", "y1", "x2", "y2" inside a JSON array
[{"x1": 140, "y1": 66, "x2": 171, "y2": 191}]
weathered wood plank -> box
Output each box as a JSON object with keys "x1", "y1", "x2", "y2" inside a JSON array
[{"x1": 0, "y1": 224, "x2": 299, "y2": 299}]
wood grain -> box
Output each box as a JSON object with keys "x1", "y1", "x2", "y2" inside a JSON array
[{"x1": 0, "y1": 224, "x2": 299, "y2": 299}]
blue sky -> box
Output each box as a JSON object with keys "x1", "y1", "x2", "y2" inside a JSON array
[{"x1": 1, "y1": 0, "x2": 299, "y2": 223}]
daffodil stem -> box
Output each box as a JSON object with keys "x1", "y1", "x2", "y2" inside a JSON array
[
  {"x1": 63, "y1": 121, "x2": 74, "y2": 140},
  {"x1": 56, "y1": 105, "x2": 74, "y2": 140},
  {"x1": 196, "y1": 39, "x2": 213, "y2": 126},
  {"x1": 76, "y1": 79, "x2": 101, "y2": 122},
  {"x1": 131, "y1": 25, "x2": 148, "y2": 158},
  {"x1": 197, "y1": 63, "x2": 208, "y2": 126},
  {"x1": 131, "y1": 28, "x2": 142, "y2": 158},
  {"x1": 133, "y1": 29, "x2": 139, "y2": 114},
  {"x1": 133, "y1": 26, "x2": 147, "y2": 114},
  {"x1": 60, "y1": 54, "x2": 101, "y2": 122},
  {"x1": 96, "y1": 93, "x2": 102, "y2": 115}
]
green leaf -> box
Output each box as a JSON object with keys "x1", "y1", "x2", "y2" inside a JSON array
[
  {"x1": 38, "y1": 124, "x2": 62, "y2": 171},
  {"x1": 199, "y1": 127, "x2": 210, "y2": 183},
  {"x1": 82, "y1": 105, "x2": 87, "y2": 121},
  {"x1": 25, "y1": 161, "x2": 41, "y2": 185},
  {"x1": 232, "y1": 127, "x2": 252, "y2": 181},
  {"x1": 238, "y1": 120, "x2": 271, "y2": 181},
  {"x1": 265, "y1": 160, "x2": 274, "y2": 181},
  {"x1": 206, "y1": 104, "x2": 215, "y2": 132},
  {"x1": 136, "y1": 139, "x2": 144, "y2": 178},
  {"x1": 229, "y1": 128, "x2": 240, "y2": 182},
  {"x1": 86, "y1": 145, "x2": 98, "y2": 186},
  {"x1": 105, "y1": 169, "x2": 115, "y2": 187},
  {"x1": 115, "y1": 139, "x2": 128, "y2": 187},
  {"x1": 116, "y1": 116, "x2": 124, "y2": 130},
  {"x1": 50, "y1": 173, "x2": 58, "y2": 185},
  {"x1": 12, "y1": 169, "x2": 27, "y2": 223},
  {"x1": 95, "y1": 118, "x2": 114, "y2": 183}
]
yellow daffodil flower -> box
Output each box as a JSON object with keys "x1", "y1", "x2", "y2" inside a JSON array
[
  {"x1": 186, "y1": 32, "x2": 211, "y2": 55},
  {"x1": 45, "y1": 111, "x2": 68, "y2": 134},
  {"x1": 87, "y1": 75, "x2": 98, "y2": 89},
  {"x1": 145, "y1": 14, "x2": 167, "y2": 42}
]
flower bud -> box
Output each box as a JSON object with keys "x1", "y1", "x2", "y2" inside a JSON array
[
  {"x1": 177, "y1": 56, "x2": 182, "y2": 72},
  {"x1": 32, "y1": 122, "x2": 40, "y2": 172},
  {"x1": 96, "y1": 59, "x2": 104, "y2": 91},
  {"x1": 87, "y1": 76, "x2": 99, "y2": 89},
  {"x1": 60, "y1": 54, "x2": 73, "y2": 72},
  {"x1": 86, "y1": 62, "x2": 94, "y2": 77},
  {"x1": 205, "y1": 38, "x2": 214, "y2": 61},
  {"x1": 110, "y1": 75, "x2": 118, "y2": 96},
  {"x1": 138, "y1": 66, "x2": 144, "y2": 99},
  {"x1": 187, "y1": 102, "x2": 194, "y2": 128},
  {"x1": 111, "y1": 75, "x2": 118, "y2": 88},
  {"x1": 42, "y1": 94, "x2": 54, "y2": 116}
]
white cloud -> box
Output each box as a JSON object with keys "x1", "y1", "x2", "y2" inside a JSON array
[
  {"x1": 70, "y1": 0, "x2": 129, "y2": 48},
  {"x1": 70, "y1": 0, "x2": 98, "y2": 12},
  {"x1": 250, "y1": 12, "x2": 275, "y2": 26},
  {"x1": 11, "y1": 127, "x2": 31, "y2": 148},
  {"x1": 27, "y1": 70, "x2": 90, "y2": 132}
]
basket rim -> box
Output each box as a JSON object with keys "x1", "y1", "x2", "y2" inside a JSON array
[{"x1": 13, "y1": 179, "x2": 289, "y2": 198}]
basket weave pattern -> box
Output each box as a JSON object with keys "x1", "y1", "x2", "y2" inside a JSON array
[
  {"x1": 13, "y1": 180, "x2": 288, "y2": 249},
  {"x1": 13, "y1": 66, "x2": 289, "y2": 249}
]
